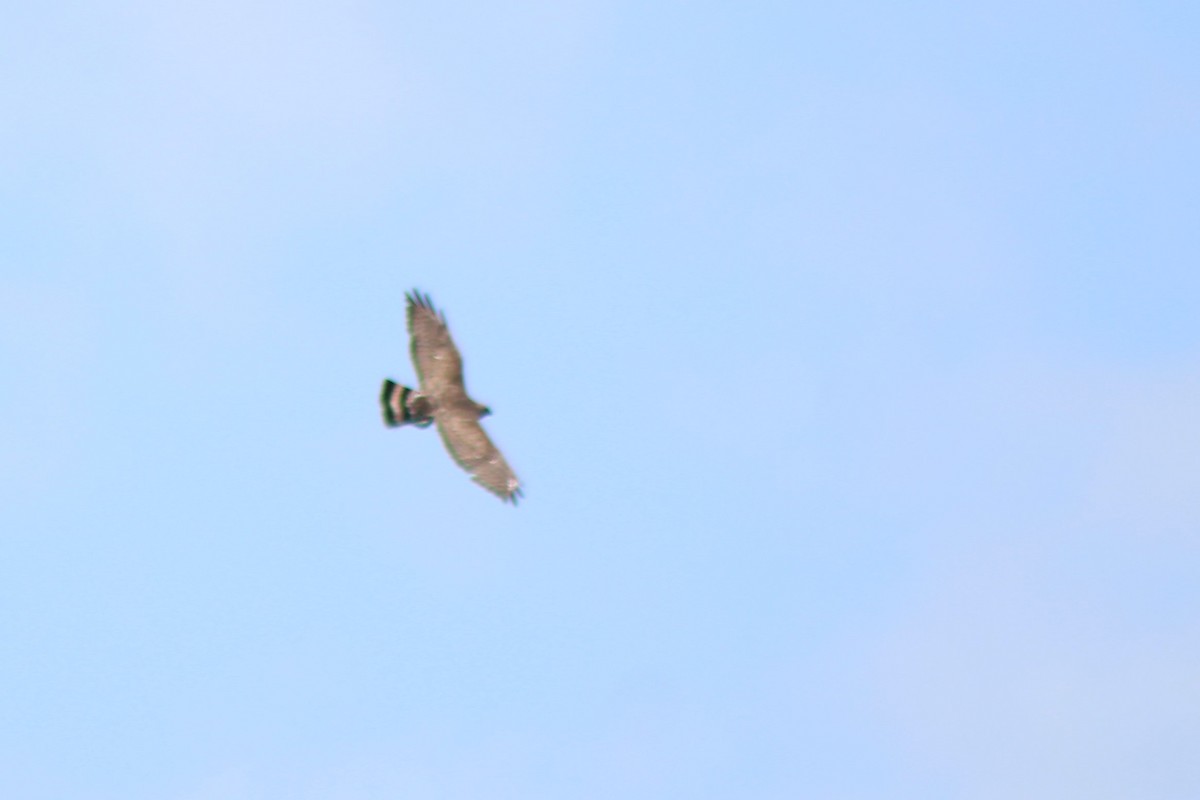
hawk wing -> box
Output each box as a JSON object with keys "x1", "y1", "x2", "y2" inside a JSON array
[
  {"x1": 406, "y1": 290, "x2": 463, "y2": 396},
  {"x1": 436, "y1": 398, "x2": 523, "y2": 504}
]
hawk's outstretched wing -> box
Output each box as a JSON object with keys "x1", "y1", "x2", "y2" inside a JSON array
[
  {"x1": 406, "y1": 291, "x2": 462, "y2": 396},
  {"x1": 436, "y1": 400, "x2": 523, "y2": 504}
]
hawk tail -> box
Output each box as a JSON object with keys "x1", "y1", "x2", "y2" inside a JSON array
[{"x1": 380, "y1": 380, "x2": 433, "y2": 427}]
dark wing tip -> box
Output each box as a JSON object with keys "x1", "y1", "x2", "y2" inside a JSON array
[
  {"x1": 406, "y1": 289, "x2": 446, "y2": 324},
  {"x1": 498, "y1": 477, "x2": 524, "y2": 505},
  {"x1": 406, "y1": 289, "x2": 432, "y2": 310},
  {"x1": 494, "y1": 486, "x2": 523, "y2": 505},
  {"x1": 470, "y1": 473, "x2": 523, "y2": 505}
]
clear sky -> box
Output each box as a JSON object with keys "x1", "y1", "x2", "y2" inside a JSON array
[{"x1": 2, "y1": 2, "x2": 1198, "y2": 798}]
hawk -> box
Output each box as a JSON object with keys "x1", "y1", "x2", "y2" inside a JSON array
[{"x1": 380, "y1": 290, "x2": 523, "y2": 504}]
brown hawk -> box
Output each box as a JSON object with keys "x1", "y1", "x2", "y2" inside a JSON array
[{"x1": 380, "y1": 290, "x2": 523, "y2": 504}]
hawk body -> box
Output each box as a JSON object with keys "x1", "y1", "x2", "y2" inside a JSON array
[{"x1": 381, "y1": 291, "x2": 522, "y2": 503}]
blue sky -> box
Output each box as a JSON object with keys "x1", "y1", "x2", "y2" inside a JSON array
[{"x1": 2, "y1": 2, "x2": 1198, "y2": 798}]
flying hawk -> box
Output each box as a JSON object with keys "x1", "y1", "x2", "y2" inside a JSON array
[{"x1": 381, "y1": 290, "x2": 523, "y2": 504}]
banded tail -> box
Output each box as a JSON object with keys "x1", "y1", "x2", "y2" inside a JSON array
[{"x1": 380, "y1": 379, "x2": 434, "y2": 428}]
